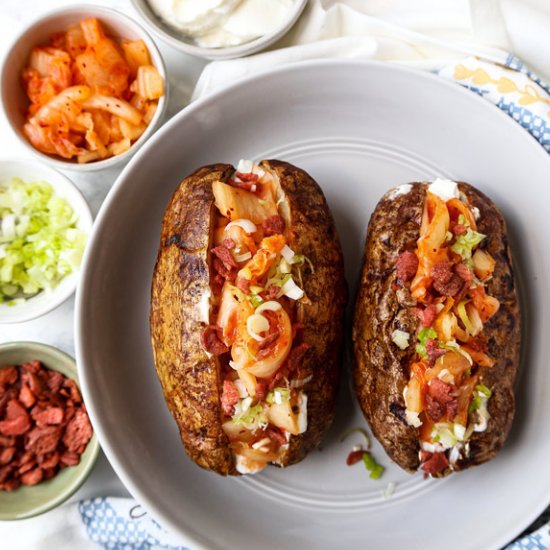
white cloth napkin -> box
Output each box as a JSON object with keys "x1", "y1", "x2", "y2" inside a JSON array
[
  {"x1": 1, "y1": 496, "x2": 547, "y2": 549},
  {"x1": 192, "y1": 0, "x2": 550, "y2": 154},
  {"x1": 3, "y1": 498, "x2": 189, "y2": 550},
  {"x1": 193, "y1": 0, "x2": 550, "y2": 97}
]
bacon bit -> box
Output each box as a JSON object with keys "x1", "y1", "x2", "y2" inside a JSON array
[
  {"x1": 431, "y1": 261, "x2": 463, "y2": 297},
  {"x1": 213, "y1": 258, "x2": 236, "y2": 282},
  {"x1": 0, "y1": 447, "x2": 16, "y2": 465},
  {"x1": 236, "y1": 277, "x2": 250, "y2": 293},
  {"x1": 425, "y1": 378, "x2": 458, "y2": 422},
  {"x1": 62, "y1": 410, "x2": 92, "y2": 453},
  {"x1": 212, "y1": 245, "x2": 238, "y2": 270},
  {"x1": 420, "y1": 451, "x2": 449, "y2": 476},
  {"x1": 21, "y1": 467, "x2": 44, "y2": 486},
  {"x1": 47, "y1": 370, "x2": 64, "y2": 393},
  {"x1": 229, "y1": 173, "x2": 260, "y2": 192},
  {"x1": 26, "y1": 426, "x2": 63, "y2": 455},
  {"x1": 60, "y1": 451, "x2": 80, "y2": 467},
  {"x1": 266, "y1": 426, "x2": 287, "y2": 447},
  {"x1": 38, "y1": 451, "x2": 59, "y2": 469},
  {"x1": 346, "y1": 450, "x2": 366, "y2": 465},
  {"x1": 0, "y1": 400, "x2": 32, "y2": 436},
  {"x1": 33, "y1": 407, "x2": 64, "y2": 426},
  {"x1": 396, "y1": 251, "x2": 419, "y2": 282},
  {"x1": 262, "y1": 215, "x2": 285, "y2": 236},
  {"x1": 425, "y1": 339, "x2": 446, "y2": 367},
  {"x1": 455, "y1": 262, "x2": 473, "y2": 285},
  {"x1": 264, "y1": 285, "x2": 280, "y2": 300},
  {"x1": 222, "y1": 238, "x2": 235, "y2": 250},
  {"x1": 0, "y1": 367, "x2": 18, "y2": 386},
  {"x1": 255, "y1": 382, "x2": 268, "y2": 402},
  {"x1": 451, "y1": 222, "x2": 468, "y2": 236},
  {"x1": 0, "y1": 435, "x2": 15, "y2": 447},
  {"x1": 257, "y1": 332, "x2": 280, "y2": 354},
  {"x1": 256, "y1": 310, "x2": 281, "y2": 359},
  {"x1": 21, "y1": 360, "x2": 41, "y2": 374},
  {"x1": 18, "y1": 384, "x2": 36, "y2": 409},
  {"x1": 201, "y1": 325, "x2": 229, "y2": 356},
  {"x1": 415, "y1": 304, "x2": 437, "y2": 328},
  {"x1": 221, "y1": 380, "x2": 240, "y2": 416},
  {"x1": 235, "y1": 172, "x2": 259, "y2": 183}
]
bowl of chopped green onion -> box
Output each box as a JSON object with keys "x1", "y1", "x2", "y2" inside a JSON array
[{"x1": 0, "y1": 159, "x2": 92, "y2": 323}]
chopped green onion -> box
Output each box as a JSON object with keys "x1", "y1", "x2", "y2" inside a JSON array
[
  {"x1": 266, "y1": 387, "x2": 291, "y2": 404},
  {"x1": 457, "y1": 214, "x2": 470, "y2": 227},
  {"x1": 468, "y1": 395, "x2": 482, "y2": 414},
  {"x1": 249, "y1": 294, "x2": 264, "y2": 308},
  {"x1": 416, "y1": 327, "x2": 437, "y2": 358},
  {"x1": 418, "y1": 327, "x2": 437, "y2": 345},
  {"x1": 416, "y1": 343, "x2": 427, "y2": 359},
  {"x1": 451, "y1": 229, "x2": 485, "y2": 261},
  {"x1": 0, "y1": 178, "x2": 86, "y2": 301},
  {"x1": 476, "y1": 384, "x2": 492, "y2": 398},
  {"x1": 362, "y1": 452, "x2": 384, "y2": 479},
  {"x1": 232, "y1": 399, "x2": 267, "y2": 428}
]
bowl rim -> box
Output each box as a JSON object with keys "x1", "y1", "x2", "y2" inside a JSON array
[
  {"x1": 130, "y1": 0, "x2": 308, "y2": 60},
  {"x1": 0, "y1": 341, "x2": 100, "y2": 520},
  {"x1": 0, "y1": 157, "x2": 93, "y2": 324},
  {"x1": 0, "y1": 3, "x2": 168, "y2": 172}
]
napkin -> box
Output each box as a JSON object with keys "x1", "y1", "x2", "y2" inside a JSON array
[
  {"x1": 4, "y1": 497, "x2": 189, "y2": 550},
  {"x1": 1, "y1": 496, "x2": 548, "y2": 549},
  {"x1": 192, "y1": 0, "x2": 550, "y2": 153}
]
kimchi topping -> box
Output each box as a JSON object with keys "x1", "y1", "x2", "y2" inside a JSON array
[
  {"x1": 202, "y1": 160, "x2": 312, "y2": 475},
  {"x1": 394, "y1": 180, "x2": 499, "y2": 477}
]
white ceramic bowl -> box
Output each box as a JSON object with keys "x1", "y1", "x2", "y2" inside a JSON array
[
  {"x1": 130, "y1": 0, "x2": 308, "y2": 60},
  {"x1": 0, "y1": 5, "x2": 167, "y2": 172},
  {"x1": 0, "y1": 158, "x2": 93, "y2": 324}
]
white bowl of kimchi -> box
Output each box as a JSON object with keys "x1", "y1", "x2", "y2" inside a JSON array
[{"x1": 0, "y1": 5, "x2": 167, "y2": 172}]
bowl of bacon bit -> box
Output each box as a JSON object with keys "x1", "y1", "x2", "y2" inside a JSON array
[
  {"x1": 0, "y1": 341, "x2": 98, "y2": 519},
  {"x1": 1, "y1": 5, "x2": 167, "y2": 171}
]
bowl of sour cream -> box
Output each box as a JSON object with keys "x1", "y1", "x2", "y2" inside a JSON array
[{"x1": 130, "y1": 0, "x2": 308, "y2": 59}]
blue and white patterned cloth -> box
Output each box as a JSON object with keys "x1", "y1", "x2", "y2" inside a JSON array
[
  {"x1": 78, "y1": 498, "x2": 188, "y2": 550},
  {"x1": 439, "y1": 55, "x2": 550, "y2": 153}
]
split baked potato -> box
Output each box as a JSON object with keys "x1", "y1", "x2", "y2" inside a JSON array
[
  {"x1": 353, "y1": 180, "x2": 521, "y2": 477},
  {"x1": 150, "y1": 159, "x2": 346, "y2": 475}
]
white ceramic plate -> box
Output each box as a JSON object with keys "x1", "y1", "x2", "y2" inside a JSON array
[{"x1": 76, "y1": 60, "x2": 550, "y2": 550}]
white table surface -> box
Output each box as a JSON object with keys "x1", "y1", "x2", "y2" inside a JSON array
[
  {"x1": 0, "y1": 2, "x2": 548, "y2": 547},
  {"x1": 0, "y1": 0, "x2": 207, "y2": 506}
]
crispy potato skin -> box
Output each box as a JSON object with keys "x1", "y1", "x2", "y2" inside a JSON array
[
  {"x1": 150, "y1": 160, "x2": 346, "y2": 475},
  {"x1": 352, "y1": 182, "x2": 520, "y2": 475},
  {"x1": 150, "y1": 164, "x2": 237, "y2": 475}
]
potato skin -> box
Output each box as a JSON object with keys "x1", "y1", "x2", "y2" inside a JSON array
[
  {"x1": 352, "y1": 182, "x2": 521, "y2": 475},
  {"x1": 150, "y1": 160, "x2": 346, "y2": 475},
  {"x1": 151, "y1": 164, "x2": 236, "y2": 475}
]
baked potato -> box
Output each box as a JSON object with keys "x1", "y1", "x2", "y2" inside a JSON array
[
  {"x1": 353, "y1": 179, "x2": 520, "y2": 477},
  {"x1": 150, "y1": 159, "x2": 346, "y2": 475}
]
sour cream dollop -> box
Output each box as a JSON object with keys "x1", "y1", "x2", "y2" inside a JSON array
[{"x1": 148, "y1": 0, "x2": 295, "y2": 48}]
